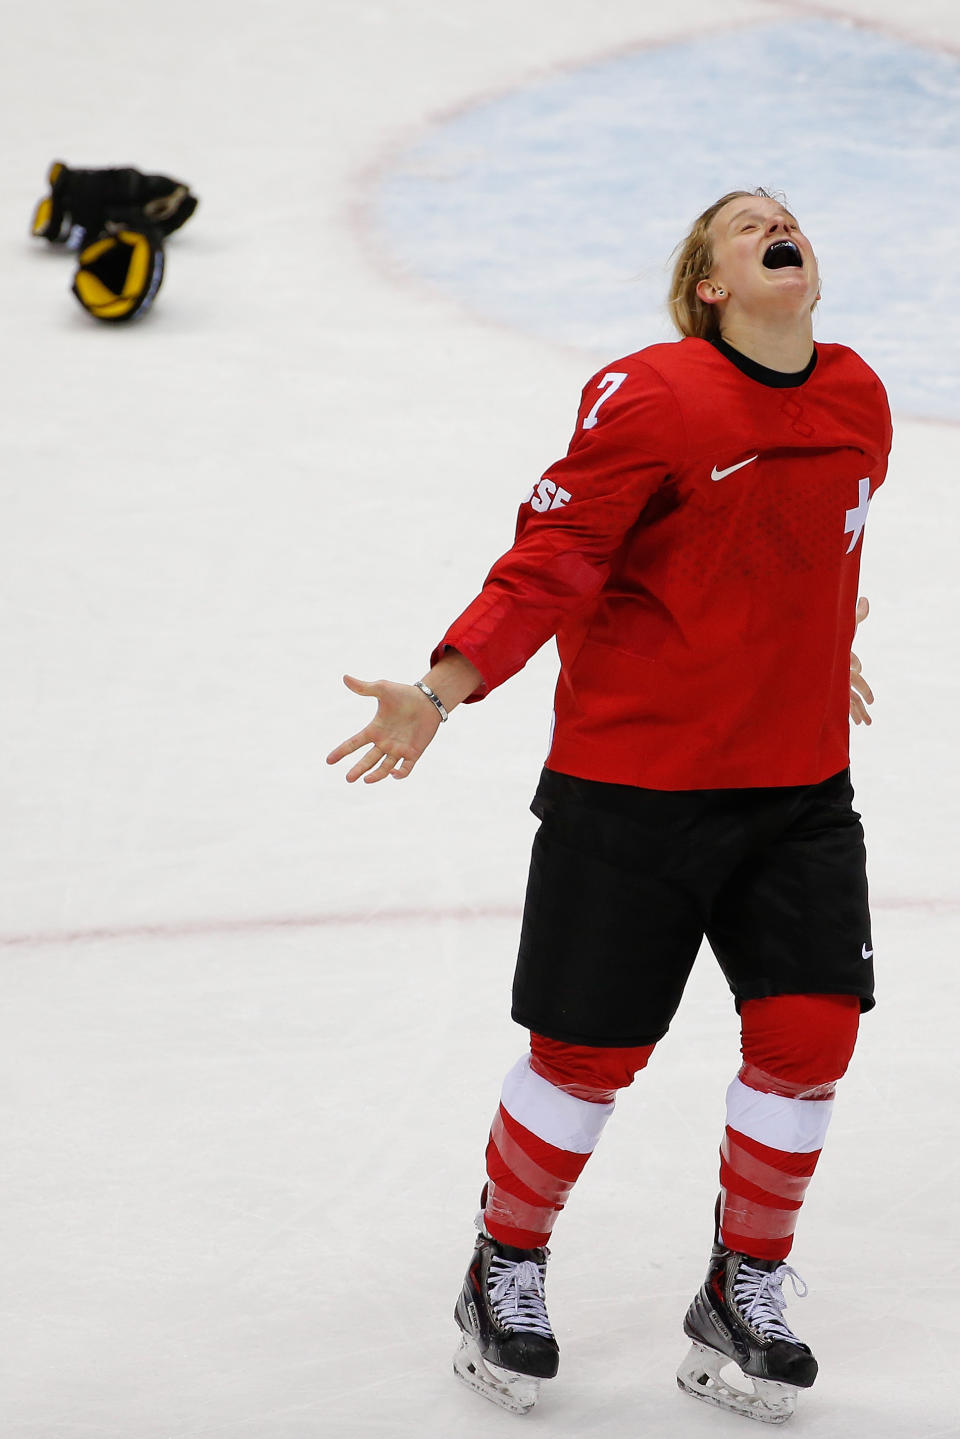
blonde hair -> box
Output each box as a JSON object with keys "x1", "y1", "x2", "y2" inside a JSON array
[{"x1": 668, "y1": 187, "x2": 787, "y2": 340}]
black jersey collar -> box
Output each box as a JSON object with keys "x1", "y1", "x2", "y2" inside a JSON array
[{"x1": 709, "y1": 333, "x2": 817, "y2": 389}]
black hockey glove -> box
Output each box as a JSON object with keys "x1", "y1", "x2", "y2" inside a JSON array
[
  {"x1": 71, "y1": 226, "x2": 165, "y2": 323},
  {"x1": 31, "y1": 161, "x2": 198, "y2": 248}
]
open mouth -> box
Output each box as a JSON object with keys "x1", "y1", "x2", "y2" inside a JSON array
[{"x1": 762, "y1": 239, "x2": 803, "y2": 270}]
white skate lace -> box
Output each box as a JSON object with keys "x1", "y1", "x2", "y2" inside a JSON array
[
  {"x1": 487, "y1": 1256, "x2": 554, "y2": 1339},
  {"x1": 732, "y1": 1262, "x2": 808, "y2": 1346}
]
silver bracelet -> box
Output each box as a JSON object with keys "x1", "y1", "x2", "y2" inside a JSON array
[{"x1": 413, "y1": 679, "x2": 448, "y2": 722}]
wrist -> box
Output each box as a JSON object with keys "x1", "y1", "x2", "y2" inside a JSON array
[
  {"x1": 425, "y1": 647, "x2": 484, "y2": 709},
  {"x1": 413, "y1": 679, "x2": 448, "y2": 722}
]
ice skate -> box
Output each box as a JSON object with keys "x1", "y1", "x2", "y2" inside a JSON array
[
  {"x1": 453, "y1": 1225, "x2": 558, "y2": 1413},
  {"x1": 677, "y1": 1239, "x2": 817, "y2": 1424}
]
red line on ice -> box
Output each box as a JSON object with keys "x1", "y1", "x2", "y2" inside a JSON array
[
  {"x1": 0, "y1": 896, "x2": 956, "y2": 950},
  {"x1": 0, "y1": 904, "x2": 523, "y2": 949}
]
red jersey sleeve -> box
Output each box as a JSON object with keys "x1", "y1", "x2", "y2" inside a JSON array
[{"x1": 433, "y1": 361, "x2": 687, "y2": 697}]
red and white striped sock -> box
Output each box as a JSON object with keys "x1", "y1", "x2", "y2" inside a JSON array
[
  {"x1": 719, "y1": 994, "x2": 860, "y2": 1261},
  {"x1": 482, "y1": 1037, "x2": 656, "y2": 1249},
  {"x1": 483, "y1": 1055, "x2": 613, "y2": 1248},
  {"x1": 720, "y1": 1076, "x2": 833, "y2": 1260}
]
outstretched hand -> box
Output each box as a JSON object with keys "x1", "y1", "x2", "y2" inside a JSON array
[
  {"x1": 850, "y1": 595, "x2": 874, "y2": 726},
  {"x1": 326, "y1": 675, "x2": 443, "y2": 783}
]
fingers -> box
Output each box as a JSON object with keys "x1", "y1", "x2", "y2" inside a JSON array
[
  {"x1": 850, "y1": 692, "x2": 872, "y2": 726},
  {"x1": 366, "y1": 750, "x2": 403, "y2": 784},
  {"x1": 331, "y1": 736, "x2": 420, "y2": 780},
  {"x1": 850, "y1": 652, "x2": 874, "y2": 724},
  {"x1": 345, "y1": 745, "x2": 389, "y2": 784},
  {"x1": 326, "y1": 677, "x2": 379, "y2": 765},
  {"x1": 326, "y1": 730, "x2": 370, "y2": 766},
  {"x1": 856, "y1": 595, "x2": 869, "y2": 628},
  {"x1": 850, "y1": 669, "x2": 874, "y2": 706},
  {"x1": 850, "y1": 630, "x2": 874, "y2": 729},
  {"x1": 343, "y1": 743, "x2": 417, "y2": 784}
]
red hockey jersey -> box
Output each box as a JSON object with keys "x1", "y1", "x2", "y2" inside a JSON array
[{"x1": 434, "y1": 337, "x2": 892, "y2": 790}]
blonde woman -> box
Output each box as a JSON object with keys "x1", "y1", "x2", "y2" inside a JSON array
[{"x1": 328, "y1": 189, "x2": 889, "y2": 1423}]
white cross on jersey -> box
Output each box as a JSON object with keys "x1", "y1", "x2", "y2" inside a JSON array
[{"x1": 844, "y1": 478, "x2": 871, "y2": 554}]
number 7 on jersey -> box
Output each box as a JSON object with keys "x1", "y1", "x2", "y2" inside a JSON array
[{"x1": 582, "y1": 371, "x2": 628, "y2": 430}]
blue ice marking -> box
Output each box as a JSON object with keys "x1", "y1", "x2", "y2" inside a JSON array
[{"x1": 373, "y1": 20, "x2": 960, "y2": 422}]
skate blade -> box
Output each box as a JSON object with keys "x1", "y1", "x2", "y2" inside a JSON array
[
  {"x1": 453, "y1": 1333, "x2": 541, "y2": 1414},
  {"x1": 677, "y1": 1341, "x2": 798, "y2": 1425}
]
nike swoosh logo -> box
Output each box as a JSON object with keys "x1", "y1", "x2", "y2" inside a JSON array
[
  {"x1": 862, "y1": 944, "x2": 874, "y2": 959},
  {"x1": 711, "y1": 454, "x2": 759, "y2": 481}
]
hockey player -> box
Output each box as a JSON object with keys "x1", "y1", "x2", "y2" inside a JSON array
[{"x1": 327, "y1": 189, "x2": 890, "y2": 1423}]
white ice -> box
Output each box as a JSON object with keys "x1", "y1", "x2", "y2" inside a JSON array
[{"x1": 0, "y1": 2, "x2": 957, "y2": 1436}]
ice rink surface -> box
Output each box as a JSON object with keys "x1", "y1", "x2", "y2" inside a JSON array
[{"x1": 1, "y1": 2, "x2": 958, "y2": 1435}]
